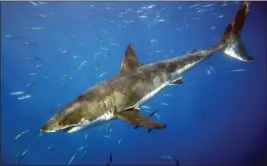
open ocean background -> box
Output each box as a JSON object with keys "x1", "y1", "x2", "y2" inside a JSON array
[{"x1": 1, "y1": 1, "x2": 266, "y2": 165}]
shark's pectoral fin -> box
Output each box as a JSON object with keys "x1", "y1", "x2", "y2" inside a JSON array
[
  {"x1": 120, "y1": 44, "x2": 143, "y2": 73},
  {"x1": 117, "y1": 108, "x2": 166, "y2": 129}
]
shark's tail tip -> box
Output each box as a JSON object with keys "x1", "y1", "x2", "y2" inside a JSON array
[{"x1": 219, "y1": 1, "x2": 254, "y2": 63}]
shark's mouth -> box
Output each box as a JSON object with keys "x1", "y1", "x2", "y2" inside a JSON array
[
  {"x1": 61, "y1": 119, "x2": 92, "y2": 133},
  {"x1": 62, "y1": 126, "x2": 76, "y2": 133},
  {"x1": 41, "y1": 129, "x2": 57, "y2": 133}
]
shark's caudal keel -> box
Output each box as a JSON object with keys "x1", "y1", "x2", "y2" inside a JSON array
[{"x1": 41, "y1": 2, "x2": 254, "y2": 134}]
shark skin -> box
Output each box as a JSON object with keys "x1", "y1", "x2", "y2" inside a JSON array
[{"x1": 41, "y1": 2, "x2": 254, "y2": 134}]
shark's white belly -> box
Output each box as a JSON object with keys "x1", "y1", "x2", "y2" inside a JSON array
[
  {"x1": 65, "y1": 111, "x2": 115, "y2": 133},
  {"x1": 132, "y1": 80, "x2": 171, "y2": 109}
]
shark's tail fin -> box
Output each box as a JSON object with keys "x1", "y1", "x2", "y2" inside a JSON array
[{"x1": 219, "y1": 2, "x2": 254, "y2": 62}]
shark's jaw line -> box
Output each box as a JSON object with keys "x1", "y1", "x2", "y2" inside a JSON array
[{"x1": 63, "y1": 111, "x2": 115, "y2": 133}]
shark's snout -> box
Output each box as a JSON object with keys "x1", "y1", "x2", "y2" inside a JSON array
[
  {"x1": 40, "y1": 123, "x2": 56, "y2": 133},
  {"x1": 40, "y1": 119, "x2": 63, "y2": 133}
]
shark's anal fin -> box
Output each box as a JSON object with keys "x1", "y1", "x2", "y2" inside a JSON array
[
  {"x1": 120, "y1": 44, "x2": 142, "y2": 73},
  {"x1": 117, "y1": 108, "x2": 166, "y2": 129}
]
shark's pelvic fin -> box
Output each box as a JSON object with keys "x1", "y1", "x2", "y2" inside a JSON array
[
  {"x1": 120, "y1": 44, "x2": 143, "y2": 73},
  {"x1": 117, "y1": 108, "x2": 166, "y2": 129},
  {"x1": 170, "y1": 79, "x2": 183, "y2": 85},
  {"x1": 170, "y1": 76, "x2": 183, "y2": 85},
  {"x1": 220, "y1": 2, "x2": 254, "y2": 62}
]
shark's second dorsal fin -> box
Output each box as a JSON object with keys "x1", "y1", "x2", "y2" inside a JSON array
[{"x1": 120, "y1": 44, "x2": 142, "y2": 73}]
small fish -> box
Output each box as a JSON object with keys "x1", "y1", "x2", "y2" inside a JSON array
[
  {"x1": 61, "y1": 49, "x2": 70, "y2": 55},
  {"x1": 107, "y1": 152, "x2": 112, "y2": 165},
  {"x1": 38, "y1": 132, "x2": 43, "y2": 137},
  {"x1": 5, "y1": 34, "x2": 24, "y2": 40},
  {"x1": 118, "y1": 137, "x2": 123, "y2": 144},
  {"x1": 109, "y1": 153, "x2": 113, "y2": 162},
  {"x1": 104, "y1": 135, "x2": 112, "y2": 139},
  {"x1": 154, "y1": 113, "x2": 160, "y2": 120},
  {"x1": 47, "y1": 143, "x2": 54, "y2": 150},
  {"x1": 99, "y1": 72, "x2": 107, "y2": 78},
  {"x1": 79, "y1": 147, "x2": 87, "y2": 159},
  {"x1": 13, "y1": 129, "x2": 29, "y2": 142},
  {"x1": 160, "y1": 103, "x2": 168, "y2": 106},
  {"x1": 163, "y1": 93, "x2": 172, "y2": 97},
  {"x1": 10, "y1": 91, "x2": 25, "y2": 95},
  {"x1": 206, "y1": 68, "x2": 211, "y2": 75},
  {"x1": 209, "y1": 66, "x2": 215, "y2": 72},
  {"x1": 156, "y1": 19, "x2": 167, "y2": 23},
  {"x1": 24, "y1": 27, "x2": 44, "y2": 31},
  {"x1": 141, "y1": 105, "x2": 152, "y2": 110},
  {"x1": 18, "y1": 94, "x2": 32, "y2": 100},
  {"x1": 229, "y1": 68, "x2": 247, "y2": 73},
  {"x1": 67, "y1": 153, "x2": 77, "y2": 165},
  {"x1": 25, "y1": 56, "x2": 41, "y2": 61},
  {"x1": 38, "y1": 2, "x2": 46, "y2": 5},
  {"x1": 31, "y1": 13, "x2": 47, "y2": 18},
  {"x1": 210, "y1": 26, "x2": 216, "y2": 30},
  {"x1": 147, "y1": 111, "x2": 157, "y2": 133},
  {"x1": 28, "y1": 0, "x2": 39, "y2": 6},
  {"x1": 172, "y1": 155, "x2": 180, "y2": 166},
  {"x1": 160, "y1": 154, "x2": 172, "y2": 159},
  {"x1": 15, "y1": 149, "x2": 28, "y2": 163},
  {"x1": 73, "y1": 55, "x2": 81, "y2": 59},
  {"x1": 35, "y1": 64, "x2": 43, "y2": 68},
  {"x1": 24, "y1": 41, "x2": 37, "y2": 45},
  {"x1": 85, "y1": 132, "x2": 88, "y2": 140},
  {"x1": 217, "y1": 14, "x2": 224, "y2": 18},
  {"x1": 28, "y1": 72, "x2": 37, "y2": 76},
  {"x1": 77, "y1": 145, "x2": 88, "y2": 152},
  {"x1": 107, "y1": 123, "x2": 112, "y2": 132},
  {"x1": 78, "y1": 60, "x2": 88, "y2": 69},
  {"x1": 26, "y1": 82, "x2": 37, "y2": 88},
  {"x1": 147, "y1": 111, "x2": 157, "y2": 118},
  {"x1": 100, "y1": 47, "x2": 108, "y2": 51}
]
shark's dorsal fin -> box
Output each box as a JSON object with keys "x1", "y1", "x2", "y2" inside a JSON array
[{"x1": 120, "y1": 44, "x2": 142, "y2": 73}]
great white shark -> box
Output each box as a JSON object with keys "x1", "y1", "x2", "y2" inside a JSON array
[{"x1": 41, "y1": 2, "x2": 254, "y2": 134}]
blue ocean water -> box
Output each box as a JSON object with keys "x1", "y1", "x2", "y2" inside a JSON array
[{"x1": 1, "y1": 1, "x2": 266, "y2": 165}]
